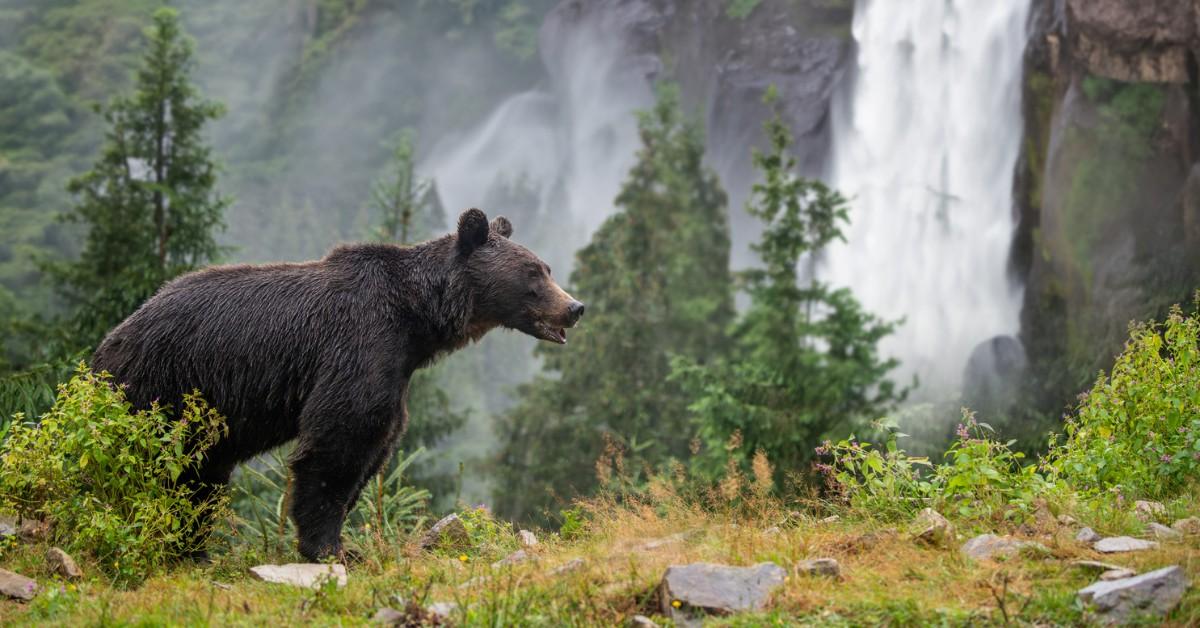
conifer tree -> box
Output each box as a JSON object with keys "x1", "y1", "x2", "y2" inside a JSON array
[
  {"x1": 495, "y1": 85, "x2": 734, "y2": 520},
  {"x1": 369, "y1": 129, "x2": 444, "y2": 245},
  {"x1": 673, "y1": 89, "x2": 905, "y2": 484},
  {"x1": 47, "y1": 8, "x2": 228, "y2": 348}
]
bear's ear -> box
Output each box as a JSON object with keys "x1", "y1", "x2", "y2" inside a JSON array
[
  {"x1": 490, "y1": 216, "x2": 513, "y2": 239},
  {"x1": 457, "y1": 208, "x2": 490, "y2": 255}
]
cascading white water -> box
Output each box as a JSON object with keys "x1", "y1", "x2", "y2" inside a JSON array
[{"x1": 822, "y1": 0, "x2": 1031, "y2": 396}]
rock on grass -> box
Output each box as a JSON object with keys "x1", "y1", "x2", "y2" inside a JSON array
[
  {"x1": 961, "y1": 534, "x2": 1048, "y2": 560},
  {"x1": 659, "y1": 562, "x2": 786, "y2": 618},
  {"x1": 249, "y1": 563, "x2": 347, "y2": 589},
  {"x1": 418, "y1": 514, "x2": 471, "y2": 551},
  {"x1": 46, "y1": 547, "x2": 83, "y2": 580},
  {"x1": 1078, "y1": 565, "x2": 1187, "y2": 624},
  {"x1": 1093, "y1": 537, "x2": 1158, "y2": 553},
  {"x1": 911, "y1": 508, "x2": 954, "y2": 546},
  {"x1": 0, "y1": 568, "x2": 37, "y2": 601}
]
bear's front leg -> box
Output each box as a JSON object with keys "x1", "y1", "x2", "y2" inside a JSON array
[{"x1": 288, "y1": 425, "x2": 391, "y2": 562}]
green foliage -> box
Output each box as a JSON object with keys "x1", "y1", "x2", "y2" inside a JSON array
[
  {"x1": 43, "y1": 7, "x2": 229, "y2": 349},
  {"x1": 726, "y1": 0, "x2": 764, "y2": 20},
  {"x1": 0, "y1": 366, "x2": 229, "y2": 584},
  {"x1": 495, "y1": 84, "x2": 735, "y2": 521},
  {"x1": 934, "y1": 412, "x2": 1054, "y2": 521},
  {"x1": 493, "y1": 1, "x2": 541, "y2": 61},
  {"x1": 1050, "y1": 298, "x2": 1200, "y2": 499},
  {"x1": 674, "y1": 91, "x2": 903, "y2": 484},
  {"x1": 369, "y1": 129, "x2": 443, "y2": 245},
  {"x1": 815, "y1": 420, "x2": 932, "y2": 520}
]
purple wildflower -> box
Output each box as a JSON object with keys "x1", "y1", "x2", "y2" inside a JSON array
[{"x1": 955, "y1": 423, "x2": 970, "y2": 440}]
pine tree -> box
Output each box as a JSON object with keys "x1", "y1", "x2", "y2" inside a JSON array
[
  {"x1": 673, "y1": 88, "x2": 905, "y2": 484},
  {"x1": 46, "y1": 8, "x2": 228, "y2": 349},
  {"x1": 495, "y1": 85, "x2": 735, "y2": 521},
  {"x1": 369, "y1": 129, "x2": 444, "y2": 244}
]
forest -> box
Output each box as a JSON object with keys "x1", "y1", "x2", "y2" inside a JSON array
[{"x1": 1, "y1": 0, "x2": 1199, "y2": 625}]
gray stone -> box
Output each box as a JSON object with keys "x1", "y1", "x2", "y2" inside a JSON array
[
  {"x1": 517, "y1": 529, "x2": 538, "y2": 547},
  {"x1": 1094, "y1": 536, "x2": 1159, "y2": 553},
  {"x1": 1057, "y1": 514, "x2": 1079, "y2": 526},
  {"x1": 249, "y1": 563, "x2": 347, "y2": 589},
  {"x1": 1100, "y1": 568, "x2": 1138, "y2": 581},
  {"x1": 0, "y1": 568, "x2": 37, "y2": 601},
  {"x1": 549, "y1": 557, "x2": 585, "y2": 576},
  {"x1": 819, "y1": 515, "x2": 840, "y2": 524},
  {"x1": 372, "y1": 607, "x2": 405, "y2": 625},
  {"x1": 961, "y1": 534, "x2": 1047, "y2": 560},
  {"x1": 493, "y1": 549, "x2": 531, "y2": 568},
  {"x1": 1133, "y1": 500, "x2": 1166, "y2": 522},
  {"x1": 1172, "y1": 517, "x2": 1200, "y2": 535},
  {"x1": 658, "y1": 562, "x2": 786, "y2": 617},
  {"x1": 418, "y1": 513, "x2": 471, "y2": 551},
  {"x1": 912, "y1": 508, "x2": 954, "y2": 546},
  {"x1": 0, "y1": 515, "x2": 15, "y2": 539},
  {"x1": 631, "y1": 615, "x2": 659, "y2": 627},
  {"x1": 46, "y1": 547, "x2": 83, "y2": 580},
  {"x1": 426, "y1": 601, "x2": 457, "y2": 619},
  {"x1": 17, "y1": 519, "x2": 48, "y2": 542},
  {"x1": 1072, "y1": 560, "x2": 1132, "y2": 573},
  {"x1": 1148, "y1": 522, "x2": 1182, "y2": 542},
  {"x1": 1078, "y1": 565, "x2": 1188, "y2": 624},
  {"x1": 1076, "y1": 527, "x2": 1102, "y2": 543},
  {"x1": 795, "y1": 558, "x2": 840, "y2": 577}
]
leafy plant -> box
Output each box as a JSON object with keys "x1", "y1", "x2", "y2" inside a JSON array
[
  {"x1": 0, "y1": 366, "x2": 228, "y2": 584},
  {"x1": 815, "y1": 419, "x2": 932, "y2": 519},
  {"x1": 1051, "y1": 298, "x2": 1200, "y2": 498},
  {"x1": 934, "y1": 411, "x2": 1054, "y2": 521}
]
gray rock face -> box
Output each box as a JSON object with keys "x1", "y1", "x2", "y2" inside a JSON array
[
  {"x1": 1065, "y1": 0, "x2": 1198, "y2": 82},
  {"x1": 418, "y1": 513, "x2": 471, "y2": 551},
  {"x1": 1078, "y1": 565, "x2": 1188, "y2": 624},
  {"x1": 517, "y1": 529, "x2": 538, "y2": 547},
  {"x1": 912, "y1": 508, "x2": 954, "y2": 546},
  {"x1": 961, "y1": 534, "x2": 1047, "y2": 560},
  {"x1": 1094, "y1": 536, "x2": 1159, "y2": 553},
  {"x1": 46, "y1": 547, "x2": 83, "y2": 580},
  {"x1": 659, "y1": 562, "x2": 786, "y2": 617},
  {"x1": 249, "y1": 563, "x2": 347, "y2": 589},
  {"x1": 1076, "y1": 527, "x2": 1102, "y2": 543},
  {"x1": 0, "y1": 568, "x2": 37, "y2": 601},
  {"x1": 795, "y1": 558, "x2": 840, "y2": 577}
]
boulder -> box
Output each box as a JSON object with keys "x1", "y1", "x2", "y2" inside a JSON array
[
  {"x1": 517, "y1": 529, "x2": 538, "y2": 547},
  {"x1": 1072, "y1": 560, "x2": 1134, "y2": 574},
  {"x1": 418, "y1": 514, "x2": 471, "y2": 551},
  {"x1": 961, "y1": 534, "x2": 1048, "y2": 560},
  {"x1": 1078, "y1": 565, "x2": 1188, "y2": 624},
  {"x1": 1133, "y1": 500, "x2": 1166, "y2": 522},
  {"x1": 46, "y1": 547, "x2": 83, "y2": 580},
  {"x1": 911, "y1": 508, "x2": 954, "y2": 546},
  {"x1": 659, "y1": 562, "x2": 786, "y2": 617},
  {"x1": 1171, "y1": 517, "x2": 1200, "y2": 535},
  {"x1": 1148, "y1": 522, "x2": 1182, "y2": 542},
  {"x1": 631, "y1": 615, "x2": 659, "y2": 627},
  {"x1": 1094, "y1": 537, "x2": 1159, "y2": 553},
  {"x1": 1076, "y1": 527, "x2": 1102, "y2": 543},
  {"x1": 1057, "y1": 514, "x2": 1079, "y2": 526},
  {"x1": 493, "y1": 549, "x2": 531, "y2": 568},
  {"x1": 0, "y1": 568, "x2": 37, "y2": 601},
  {"x1": 795, "y1": 558, "x2": 840, "y2": 578},
  {"x1": 249, "y1": 563, "x2": 347, "y2": 589}
]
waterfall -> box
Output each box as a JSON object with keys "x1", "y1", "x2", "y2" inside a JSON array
[{"x1": 822, "y1": 0, "x2": 1031, "y2": 396}]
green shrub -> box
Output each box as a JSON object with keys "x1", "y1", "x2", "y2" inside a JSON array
[
  {"x1": 1051, "y1": 300, "x2": 1200, "y2": 498},
  {"x1": 934, "y1": 412, "x2": 1054, "y2": 521},
  {"x1": 0, "y1": 366, "x2": 228, "y2": 584},
  {"x1": 815, "y1": 419, "x2": 933, "y2": 520}
]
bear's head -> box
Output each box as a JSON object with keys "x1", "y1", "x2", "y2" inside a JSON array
[{"x1": 456, "y1": 208, "x2": 585, "y2": 344}]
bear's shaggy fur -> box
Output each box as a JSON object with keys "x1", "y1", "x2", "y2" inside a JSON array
[{"x1": 92, "y1": 209, "x2": 583, "y2": 560}]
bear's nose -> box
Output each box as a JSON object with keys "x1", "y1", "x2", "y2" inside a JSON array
[{"x1": 568, "y1": 300, "x2": 585, "y2": 324}]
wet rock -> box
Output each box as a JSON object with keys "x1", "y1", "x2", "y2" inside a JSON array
[
  {"x1": 1076, "y1": 527, "x2": 1102, "y2": 543},
  {"x1": 1094, "y1": 536, "x2": 1158, "y2": 553},
  {"x1": 0, "y1": 568, "x2": 37, "y2": 601},
  {"x1": 1133, "y1": 500, "x2": 1166, "y2": 522},
  {"x1": 1171, "y1": 517, "x2": 1200, "y2": 535},
  {"x1": 493, "y1": 549, "x2": 531, "y2": 568},
  {"x1": 795, "y1": 558, "x2": 840, "y2": 577},
  {"x1": 249, "y1": 563, "x2": 347, "y2": 589},
  {"x1": 517, "y1": 529, "x2": 538, "y2": 547},
  {"x1": 46, "y1": 547, "x2": 83, "y2": 580},
  {"x1": 961, "y1": 534, "x2": 1048, "y2": 560},
  {"x1": 1065, "y1": 0, "x2": 1197, "y2": 83},
  {"x1": 1078, "y1": 565, "x2": 1188, "y2": 624},
  {"x1": 911, "y1": 508, "x2": 954, "y2": 546},
  {"x1": 659, "y1": 562, "x2": 786, "y2": 617},
  {"x1": 418, "y1": 514, "x2": 471, "y2": 551},
  {"x1": 1148, "y1": 522, "x2": 1182, "y2": 542}
]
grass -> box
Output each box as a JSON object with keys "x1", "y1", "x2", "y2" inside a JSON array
[{"x1": 2, "y1": 490, "x2": 1199, "y2": 626}]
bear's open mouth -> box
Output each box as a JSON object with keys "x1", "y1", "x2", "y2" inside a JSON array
[{"x1": 532, "y1": 322, "x2": 569, "y2": 344}]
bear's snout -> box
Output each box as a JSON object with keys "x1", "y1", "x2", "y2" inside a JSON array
[{"x1": 567, "y1": 300, "x2": 585, "y2": 326}]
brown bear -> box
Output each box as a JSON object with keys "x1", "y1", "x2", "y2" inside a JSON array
[{"x1": 91, "y1": 208, "x2": 584, "y2": 561}]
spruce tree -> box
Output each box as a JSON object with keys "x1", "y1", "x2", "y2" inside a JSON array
[
  {"x1": 369, "y1": 129, "x2": 444, "y2": 245},
  {"x1": 47, "y1": 8, "x2": 228, "y2": 348},
  {"x1": 495, "y1": 85, "x2": 734, "y2": 520},
  {"x1": 673, "y1": 89, "x2": 905, "y2": 484}
]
